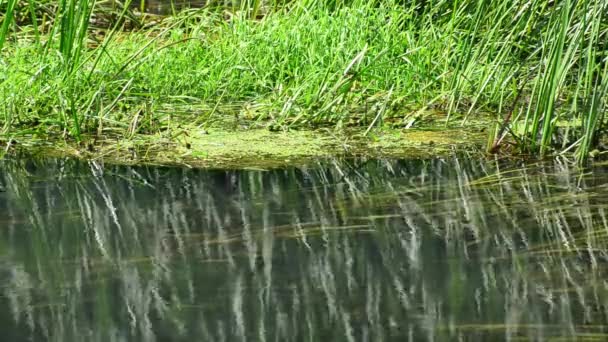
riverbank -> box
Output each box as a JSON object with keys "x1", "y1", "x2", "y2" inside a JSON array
[
  {"x1": 1, "y1": 0, "x2": 606, "y2": 165},
  {"x1": 1, "y1": 119, "x2": 486, "y2": 169}
]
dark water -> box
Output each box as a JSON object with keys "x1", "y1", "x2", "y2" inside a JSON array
[
  {"x1": 2, "y1": 156, "x2": 608, "y2": 341},
  {"x1": 133, "y1": 0, "x2": 211, "y2": 14}
]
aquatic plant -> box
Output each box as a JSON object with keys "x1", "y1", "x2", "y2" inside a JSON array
[{"x1": 0, "y1": 0, "x2": 606, "y2": 160}]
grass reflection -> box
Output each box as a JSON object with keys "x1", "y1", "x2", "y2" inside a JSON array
[{"x1": 1, "y1": 156, "x2": 608, "y2": 341}]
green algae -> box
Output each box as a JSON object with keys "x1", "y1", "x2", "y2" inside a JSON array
[{"x1": 1, "y1": 123, "x2": 486, "y2": 169}]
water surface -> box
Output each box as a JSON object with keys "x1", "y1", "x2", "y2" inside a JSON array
[
  {"x1": 133, "y1": 0, "x2": 212, "y2": 14},
  {"x1": 1, "y1": 156, "x2": 608, "y2": 341}
]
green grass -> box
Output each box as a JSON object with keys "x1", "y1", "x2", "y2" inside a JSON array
[{"x1": 0, "y1": 0, "x2": 607, "y2": 162}]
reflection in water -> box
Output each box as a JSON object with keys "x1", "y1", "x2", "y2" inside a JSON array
[{"x1": 1, "y1": 156, "x2": 608, "y2": 341}]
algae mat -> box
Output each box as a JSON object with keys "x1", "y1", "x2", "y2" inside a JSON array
[{"x1": 1, "y1": 125, "x2": 485, "y2": 169}]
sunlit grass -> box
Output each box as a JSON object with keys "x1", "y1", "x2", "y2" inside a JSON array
[{"x1": 0, "y1": 0, "x2": 606, "y2": 161}]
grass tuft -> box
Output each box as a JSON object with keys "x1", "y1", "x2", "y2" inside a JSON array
[{"x1": 0, "y1": 0, "x2": 606, "y2": 161}]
